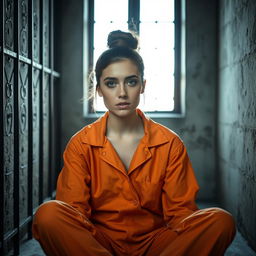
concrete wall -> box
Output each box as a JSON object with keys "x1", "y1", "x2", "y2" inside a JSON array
[
  {"x1": 157, "y1": 0, "x2": 218, "y2": 200},
  {"x1": 218, "y1": 0, "x2": 256, "y2": 250},
  {"x1": 58, "y1": 0, "x2": 86, "y2": 153},
  {"x1": 58, "y1": 0, "x2": 218, "y2": 201}
]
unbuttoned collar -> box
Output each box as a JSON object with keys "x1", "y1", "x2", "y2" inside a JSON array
[{"x1": 81, "y1": 109, "x2": 169, "y2": 147}]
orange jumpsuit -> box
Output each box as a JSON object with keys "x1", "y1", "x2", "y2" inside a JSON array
[{"x1": 32, "y1": 109, "x2": 236, "y2": 256}]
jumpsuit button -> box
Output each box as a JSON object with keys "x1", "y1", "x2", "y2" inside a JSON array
[{"x1": 102, "y1": 151, "x2": 106, "y2": 156}]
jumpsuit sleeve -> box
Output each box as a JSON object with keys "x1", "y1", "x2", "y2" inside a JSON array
[
  {"x1": 162, "y1": 139, "x2": 199, "y2": 229},
  {"x1": 56, "y1": 137, "x2": 91, "y2": 219}
]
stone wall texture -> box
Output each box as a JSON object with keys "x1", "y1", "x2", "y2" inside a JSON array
[
  {"x1": 156, "y1": 0, "x2": 218, "y2": 201},
  {"x1": 218, "y1": 0, "x2": 256, "y2": 250}
]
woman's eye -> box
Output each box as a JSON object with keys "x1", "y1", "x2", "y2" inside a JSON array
[
  {"x1": 105, "y1": 81, "x2": 116, "y2": 88},
  {"x1": 127, "y1": 79, "x2": 138, "y2": 87}
]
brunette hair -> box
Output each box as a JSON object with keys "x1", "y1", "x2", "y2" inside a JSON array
[{"x1": 94, "y1": 30, "x2": 145, "y2": 88}]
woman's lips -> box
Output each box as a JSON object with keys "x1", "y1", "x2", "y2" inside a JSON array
[{"x1": 116, "y1": 102, "x2": 130, "y2": 109}]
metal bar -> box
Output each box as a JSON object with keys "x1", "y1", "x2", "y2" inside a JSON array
[
  {"x1": 43, "y1": 66, "x2": 51, "y2": 73},
  {"x1": 19, "y1": 55, "x2": 31, "y2": 65},
  {"x1": 19, "y1": 54, "x2": 32, "y2": 64},
  {"x1": 3, "y1": 48, "x2": 18, "y2": 58},
  {"x1": 174, "y1": 0, "x2": 182, "y2": 113},
  {"x1": 50, "y1": 0, "x2": 58, "y2": 198},
  {"x1": 88, "y1": 0, "x2": 94, "y2": 71},
  {"x1": 2, "y1": 214, "x2": 31, "y2": 244},
  {"x1": 2, "y1": 215, "x2": 32, "y2": 244},
  {"x1": 27, "y1": 0, "x2": 34, "y2": 239},
  {"x1": 48, "y1": 0, "x2": 53, "y2": 197},
  {"x1": 19, "y1": 215, "x2": 33, "y2": 230},
  {"x1": 50, "y1": 0, "x2": 58, "y2": 199},
  {"x1": 52, "y1": 70, "x2": 60, "y2": 77},
  {"x1": 53, "y1": 1, "x2": 61, "y2": 191},
  {"x1": 128, "y1": 0, "x2": 140, "y2": 33},
  {"x1": 88, "y1": 0, "x2": 94, "y2": 113},
  {"x1": 54, "y1": 74, "x2": 61, "y2": 193},
  {"x1": 0, "y1": 0, "x2": 4, "y2": 254},
  {"x1": 3, "y1": 228, "x2": 18, "y2": 243},
  {"x1": 39, "y1": 0, "x2": 44, "y2": 204},
  {"x1": 33, "y1": 61, "x2": 43, "y2": 70},
  {"x1": 3, "y1": 49, "x2": 37, "y2": 65},
  {"x1": 13, "y1": 0, "x2": 20, "y2": 253},
  {"x1": 2, "y1": 50, "x2": 78, "y2": 73}
]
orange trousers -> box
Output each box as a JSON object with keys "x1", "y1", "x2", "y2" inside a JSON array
[{"x1": 32, "y1": 200, "x2": 236, "y2": 256}]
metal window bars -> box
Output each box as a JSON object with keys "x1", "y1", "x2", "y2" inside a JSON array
[{"x1": 0, "y1": 0, "x2": 60, "y2": 255}]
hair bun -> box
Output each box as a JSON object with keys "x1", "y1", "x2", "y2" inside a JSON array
[{"x1": 107, "y1": 30, "x2": 138, "y2": 50}]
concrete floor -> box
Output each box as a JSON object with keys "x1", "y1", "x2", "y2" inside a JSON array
[
  {"x1": 19, "y1": 202, "x2": 256, "y2": 256},
  {"x1": 20, "y1": 230, "x2": 256, "y2": 256}
]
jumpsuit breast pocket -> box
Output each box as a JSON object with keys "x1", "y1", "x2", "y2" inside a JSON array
[{"x1": 133, "y1": 174, "x2": 165, "y2": 213}]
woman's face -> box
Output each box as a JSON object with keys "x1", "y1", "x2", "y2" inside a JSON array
[{"x1": 97, "y1": 58, "x2": 145, "y2": 117}]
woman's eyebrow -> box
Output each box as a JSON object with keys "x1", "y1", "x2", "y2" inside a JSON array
[
  {"x1": 125, "y1": 75, "x2": 139, "y2": 79},
  {"x1": 103, "y1": 77, "x2": 117, "y2": 81},
  {"x1": 103, "y1": 75, "x2": 139, "y2": 81}
]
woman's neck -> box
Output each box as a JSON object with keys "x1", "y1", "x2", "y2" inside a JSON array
[{"x1": 106, "y1": 111, "x2": 144, "y2": 138}]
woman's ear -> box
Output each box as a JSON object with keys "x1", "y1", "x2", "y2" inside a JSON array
[
  {"x1": 97, "y1": 86, "x2": 103, "y2": 97},
  {"x1": 141, "y1": 80, "x2": 146, "y2": 94}
]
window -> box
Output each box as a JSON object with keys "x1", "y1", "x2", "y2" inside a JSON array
[{"x1": 85, "y1": 0, "x2": 185, "y2": 117}]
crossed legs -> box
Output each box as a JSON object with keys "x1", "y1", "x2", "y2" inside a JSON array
[{"x1": 32, "y1": 201, "x2": 236, "y2": 256}]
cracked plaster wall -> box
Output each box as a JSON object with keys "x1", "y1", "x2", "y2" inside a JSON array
[
  {"x1": 159, "y1": 0, "x2": 218, "y2": 200},
  {"x1": 218, "y1": 0, "x2": 256, "y2": 250}
]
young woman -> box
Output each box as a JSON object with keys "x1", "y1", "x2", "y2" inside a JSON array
[{"x1": 32, "y1": 30, "x2": 236, "y2": 256}]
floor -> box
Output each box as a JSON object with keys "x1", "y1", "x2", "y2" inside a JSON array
[
  {"x1": 20, "y1": 231, "x2": 256, "y2": 256},
  {"x1": 19, "y1": 202, "x2": 256, "y2": 256}
]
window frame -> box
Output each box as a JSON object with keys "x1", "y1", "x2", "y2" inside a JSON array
[{"x1": 85, "y1": 0, "x2": 185, "y2": 118}]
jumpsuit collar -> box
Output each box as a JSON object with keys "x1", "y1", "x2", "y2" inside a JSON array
[{"x1": 81, "y1": 109, "x2": 169, "y2": 148}]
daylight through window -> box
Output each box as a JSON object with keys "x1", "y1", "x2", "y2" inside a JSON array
[{"x1": 88, "y1": 0, "x2": 184, "y2": 114}]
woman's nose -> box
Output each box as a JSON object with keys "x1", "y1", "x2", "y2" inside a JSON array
[{"x1": 118, "y1": 84, "x2": 128, "y2": 98}]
